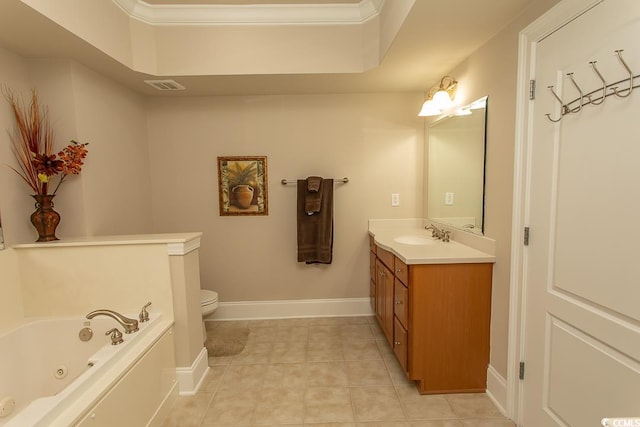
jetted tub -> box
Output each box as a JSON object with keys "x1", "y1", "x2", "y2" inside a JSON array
[{"x1": 0, "y1": 312, "x2": 175, "y2": 426}]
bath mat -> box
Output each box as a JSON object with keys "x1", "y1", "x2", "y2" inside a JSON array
[{"x1": 205, "y1": 323, "x2": 250, "y2": 358}]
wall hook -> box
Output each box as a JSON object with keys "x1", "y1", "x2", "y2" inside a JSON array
[
  {"x1": 545, "y1": 85, "x2": 567, "y2": 122},
  {"x1": 567, "y1": 73, "x2": 590, "y2": 112},
  {"x1": 545, "y1": 48, "x2": 637, "y2": 124},
  {"x1": 588, "y1": 61, "x2": 607, "y2": 105},
  {"x1": 611, "y1": 50, "x2": 634, "y2": 98}
]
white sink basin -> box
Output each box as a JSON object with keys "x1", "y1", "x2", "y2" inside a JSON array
[{"x1": 393, "y1": 235, "x2": 437, "y2": 245}]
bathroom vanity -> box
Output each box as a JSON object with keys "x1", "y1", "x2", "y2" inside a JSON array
[{"x1": 369, "y1": 220, "x2": 495, "y2": 395}]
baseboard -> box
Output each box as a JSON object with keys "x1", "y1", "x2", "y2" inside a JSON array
[
  {"x1": 486, "y1": 364, "x2": 508, "y2": 415},
  {"x1": 175, "y1": 346, "x2": 209, "y2": 395},
  {"x1": 210, "y1": 297, "x2": 374, "y2": 320}
]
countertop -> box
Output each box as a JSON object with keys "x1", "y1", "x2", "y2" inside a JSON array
[
  {"x1": 368, "y1": 222, "x2": 495, "y2": 265},
  {"x1": 12, "y1": 232, "x2": 203, "y2": 255}
]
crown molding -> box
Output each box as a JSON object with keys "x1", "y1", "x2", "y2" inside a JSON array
[{"x1": 112, "y1": 0, "x2": 384, "y2": 25}]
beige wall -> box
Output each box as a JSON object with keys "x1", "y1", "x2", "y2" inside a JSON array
[
  {"x1": 0, "y1": 46, "x2": 36, "y2": 245},
  {"x1": 438, "y1": 0, "x2": 559, "y2": 378},
  {"x1": 70, "y1": 62, "x2": 153, "y2": 235},
  {"x1": 0, "y1": 47, "x2": 29, "y2": 331},
  {"x1": 146, "y1": 93, "x2": 425, "y2": 302},
  {"x1": 0, "y1": 54, "x2": 152, "y2": 245}
]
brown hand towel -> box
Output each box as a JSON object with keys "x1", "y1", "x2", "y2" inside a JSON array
[
  {"x1": 307, "y1": 176, "x2": 322, "y2": 192},
  {"x1": 305, "y1": 176, "x2": 323, "y2": 214},
  {"x1": 297, "y1": 178, "x2": 334, "y2": 264}
]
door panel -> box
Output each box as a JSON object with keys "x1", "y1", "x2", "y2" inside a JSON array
[
  {"x1": 545, "y1": 317, "x2": 640, "y2": 427},
  {"x1": 523, "y1": 1, "x2": 640, "y2": 425}
]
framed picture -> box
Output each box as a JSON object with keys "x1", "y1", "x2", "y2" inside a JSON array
[{"x1": 217, "y1": 156, "x2": 268, "y2": 216}]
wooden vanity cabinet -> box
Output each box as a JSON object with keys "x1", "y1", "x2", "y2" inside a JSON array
[{"x1": 369, "y1": 236, "x2": 493, "y2": 395}]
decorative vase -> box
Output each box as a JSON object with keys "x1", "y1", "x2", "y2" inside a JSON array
[
  {"x1": 30, "y1": 194, "x2": 60, "y2": 242},
  {"x1": 232, "y1": 185, "x2": 254, "y2": 209}
]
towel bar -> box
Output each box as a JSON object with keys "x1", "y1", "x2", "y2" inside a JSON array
[{"x1": 281, "y1": 177, "x2": 349, "y2": 185}]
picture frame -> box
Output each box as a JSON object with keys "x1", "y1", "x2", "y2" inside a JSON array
[{"x1": 217, "y1": 156, "x2": 268, "y2": 216}]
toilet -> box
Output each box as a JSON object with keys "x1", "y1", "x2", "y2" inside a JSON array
[{"x1": 200, "y1": 289, "x2": 219, "y2": 342}]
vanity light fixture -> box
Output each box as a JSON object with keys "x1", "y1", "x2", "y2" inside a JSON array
[{"x1": 418, "y1": 76, "x2": 458, "y2": 117}]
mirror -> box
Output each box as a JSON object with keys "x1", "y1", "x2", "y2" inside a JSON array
[{"x1": 426, "y1": 96, "x2": 487, "y2": 235}]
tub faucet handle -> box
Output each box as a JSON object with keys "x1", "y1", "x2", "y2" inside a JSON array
[
  {"x1": 139, "y1": 302, "x2": 152, "y2": 323},
  {"x1": 106, "y1": 328, "x2": 124, "y2": 345}
]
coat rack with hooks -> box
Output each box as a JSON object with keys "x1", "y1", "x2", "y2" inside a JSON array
[{"x1": 546, "y1": 49, "x2": 638, "y2": 122}]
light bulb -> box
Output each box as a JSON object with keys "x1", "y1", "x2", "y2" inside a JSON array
[
  {"x1": 418, "y1": 100, "x2": 442, "y2": 117},
  {"x1": 432, "y1": 90, "x2": 453, "y2": 109}
]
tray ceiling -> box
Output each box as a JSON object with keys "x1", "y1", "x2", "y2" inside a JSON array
[{"x1": 0, "y1": 0, "x2": 551, "y2": 96}]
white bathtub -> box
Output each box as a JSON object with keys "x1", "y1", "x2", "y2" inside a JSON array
[{"x1": 0, "y1": 312, "x2": 175, "y2": 426}]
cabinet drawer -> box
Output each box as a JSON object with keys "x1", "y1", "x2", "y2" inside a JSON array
[
  {"x1": 377, "y1": 246, "x2": 395, "y2": 271},
  {"x1": 394, "y1": 257, "x2": 408, "y2": 285},
  {"x1": 394, "y1": 279, "x2": 408, "y2": 329},
  {"x1": 393, "y1": 316, "x2": 408, "y2": 372}
]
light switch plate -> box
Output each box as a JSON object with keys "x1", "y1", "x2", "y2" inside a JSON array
[{"x1": 391, "y1": 193, "x2": 400, "y2": 207}]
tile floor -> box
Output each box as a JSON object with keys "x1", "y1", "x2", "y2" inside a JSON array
[{"x1": 161, "y1": 316, "x2": 515, "y2": 427}]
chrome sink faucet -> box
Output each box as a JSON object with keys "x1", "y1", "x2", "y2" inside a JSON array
[
  {"x1": 424, "y1": 224, "x2": 450, "y2": 242},
  {"x1": 425, "y1": 224, "x2": 442, "y2": 239},
  {"x1": 86, "y1": 309, "x2": 139, "y2": 334}
]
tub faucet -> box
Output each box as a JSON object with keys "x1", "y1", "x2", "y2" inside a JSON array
[{"x1": 86, "y1": 309, "x2": 139, "y2": 334}]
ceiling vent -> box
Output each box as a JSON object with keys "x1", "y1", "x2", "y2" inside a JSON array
[{"x1": 144, "y1": 79, "x2": 186, "y2": 91}]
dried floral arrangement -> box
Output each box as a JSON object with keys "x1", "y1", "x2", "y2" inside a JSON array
[{"x1": 3, "y1": 88, "x2": 88, "y2": 196}]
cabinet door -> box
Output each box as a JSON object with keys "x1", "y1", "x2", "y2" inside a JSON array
[
  {"x1": 394, "y1": 316, "x2": 408, "y2": 373},
  {"x1": 370, "y1": 279, "x2": 376, "y2": 311},
  {"x1": 375, "y1": 259, "x2": 394, "y2": 346},
  {"x1": 369, "y1": 251, "x2": 377, "y2": 311},
  {"x1": 370, "y1": 251, "x2": 377, "y2": 282}
]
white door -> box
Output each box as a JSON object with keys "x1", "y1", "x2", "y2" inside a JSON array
[{"x1": 522, "y1": 1, "x2": 640, "y2": 426}]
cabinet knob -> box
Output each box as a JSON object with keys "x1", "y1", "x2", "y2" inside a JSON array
[
  {"x1": 395, "y1": 268, "x2": 402, "y2": 273},
  {"x1": 394, "y1": 341, "x2": 401, "y2": 346},
  {"x1": 395, "y1": 300, "x2": 402, "y2": 305}
]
